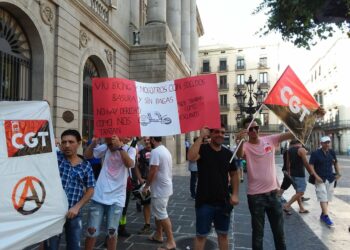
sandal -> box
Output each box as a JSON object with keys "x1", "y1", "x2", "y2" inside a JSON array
[
  {"x1": 148, "y1": 235, "x2": 163, "y2": 243},
  {"x1": 299, "y1": 210, "x2": 309, "y2": 214},
  {"x1": 157, "y1": 246, "x2": 176, "y2": 250},
  {"x1": 283, "y1": 208, "x2": 292, "y2": 215}
]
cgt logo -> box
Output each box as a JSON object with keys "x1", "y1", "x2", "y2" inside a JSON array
[{"x1": 5, "y1": 120, "x2": 52, "y2": 157}]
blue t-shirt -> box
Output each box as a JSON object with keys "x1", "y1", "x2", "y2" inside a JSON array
[{"x1": 309, "y1": 148, "x2": 337, "y2": 183}]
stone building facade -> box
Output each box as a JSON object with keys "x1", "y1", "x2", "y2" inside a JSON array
[
  {"x1": 0, "y1": 0, "x2": 203, "y2": 163},
  {"x1": 306, "y1": 37, "x2": 350, "y2": 154},
  {"x1": 198, "y1": 44, "x2": 282, "y2": 147}
]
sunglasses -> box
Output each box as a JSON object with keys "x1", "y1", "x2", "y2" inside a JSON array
[{"x1": 248, "y1": 126, "x2": 260, "y2": 132}]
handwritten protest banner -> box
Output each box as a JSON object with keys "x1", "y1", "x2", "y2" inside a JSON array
[
  {"x1": 0, "y1": 101, "x2": 68, "y2": 250},
  {"x1": 92, "y1": 74, "x2": 220, "y2": 137}
]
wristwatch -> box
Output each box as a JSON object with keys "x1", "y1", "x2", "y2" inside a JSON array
[{"x1": 117, "y1": 146, "x2": 123, "y2": 151}]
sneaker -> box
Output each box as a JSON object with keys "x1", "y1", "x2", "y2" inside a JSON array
[
  {"x1": 320, "y1": 214, "x2": 335, "y2": 228},
  {"x1": 240, "y1": 179, "x2": 244, "y2": 183},
  {"x1": 138, "y1": 224, "x2": 151, "y2": 234},
  {"x1": 118, "y1": 226, "x2": 131, "y2": 237},
  {"x1": 301, "y1": 197, "x2": 310, "y2": 202}
]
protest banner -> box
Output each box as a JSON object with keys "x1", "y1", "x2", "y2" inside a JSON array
[
  {"x1": 92, "y1": 74, "x2": 220, "y2": 137},
  {"x1": 264, "y1": 66, "x2": 320, "y2": 144},
  {"x1": 0, "y1": 101, "x2": 68, "y2": 250}
]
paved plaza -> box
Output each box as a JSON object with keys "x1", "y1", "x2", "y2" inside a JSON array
[{"x1": 26, "y1": 155, "x2": 350, "y2": 250}]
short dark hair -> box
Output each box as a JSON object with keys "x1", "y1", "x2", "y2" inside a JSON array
[
  {"x1": 151, "y1": 136, "x2": 162, "y2": 142},
  {"x1": 210, "y1": 123, "x2": 226, "y2": 133},
  {"x1": 61, "y1": 129, "x2": 82, "y2": 142},
  {"x1": 242, "y1": 117, "x2": 259, "y2": 128}
]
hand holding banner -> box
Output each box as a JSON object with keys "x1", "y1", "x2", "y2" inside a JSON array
[{"x1": 92, "y1": 75, "x2": 221, "y2": 137}]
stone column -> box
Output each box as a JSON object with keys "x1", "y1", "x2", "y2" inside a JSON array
[
  {"x1": 167, "y1": 0, "x2": 181, "y2": 48},
  {"x1": 190, "y1": 0, "x2": 198, "y2": 75},
  {"x1": 181, "y1": 0, "x2": 190, "y2": 64},
  {"x1": 146, "y1": 0, "x2": 167, "y2": 25}
]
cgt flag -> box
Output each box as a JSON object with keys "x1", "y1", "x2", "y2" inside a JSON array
[
  {"x1": 264, "y1": 66, "x2": 320, "y2": 144},
  {"x1": 92, "y1": 74, "x2": 221, "y2": 137},
  {"x1": 0, "y1": 101, "x2": 68, "y2": 250}
]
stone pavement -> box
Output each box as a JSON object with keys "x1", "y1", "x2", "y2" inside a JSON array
[{"x1": 26, "y1": 155, "x2": 350, "y2": 250}]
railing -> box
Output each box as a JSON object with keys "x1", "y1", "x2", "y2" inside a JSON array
[
  {"x1": 219, "y1": 84, "x2": 229, "y2": 91},
  {"x1": 234, "y1": 84, "x2": 246, "y2": 91},
  {"x1": 258, "y1": 82, "x2": 270, "y2": 89},
  {"x1": 226, "y1": 124, "x2": 284, "y2": 133},
  {"x1": 220, "y1": 104, "x2": 230, "y2": 111},
  {"x1": 218, "y1": 65, "x2": 228, "y2": 72},
  {"x1": 201, "y1": 66, "x2": 211, "y2": 73},
  {"x1": 83, "y1": 0, "x2": 110, "y2": 22},
  {"x1": 314, "y1": 120, "x2": 350, "y2": 130},
  {"x1": 235, "y1": 64, "x2": 245, "y2": 70}
]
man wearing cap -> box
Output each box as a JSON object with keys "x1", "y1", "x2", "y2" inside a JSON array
[{"x1": 309, "y1": 136, "x2": 341, "y2": 227}]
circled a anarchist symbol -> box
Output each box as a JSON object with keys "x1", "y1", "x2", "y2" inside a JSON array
[{"x1": 12, "y1": 176, "x2": 46, "y2": 215}]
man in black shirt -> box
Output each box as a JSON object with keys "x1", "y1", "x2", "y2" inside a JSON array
[
  {"x1": 283, "y1": 140, "x2": 315, "y2": 214},
  {"x1": 188, "y1": 125, "x2": 239, "y2": 250}
]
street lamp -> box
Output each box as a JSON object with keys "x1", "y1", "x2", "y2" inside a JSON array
[{"x1": 234, "y1": 75, "x2": 266, "y2": 120}]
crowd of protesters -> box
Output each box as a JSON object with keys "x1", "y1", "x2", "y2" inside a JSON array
[{"x1": 39, "y1": 105, "x2": 347, "y2": 250}]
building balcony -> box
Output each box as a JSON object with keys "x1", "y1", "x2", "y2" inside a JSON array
[
  {"x1": 258, "y1": 62, "x2": 269, "y2": 69},
  {"x1": 258, "y1": 82, "x2": 270, "y2": 89},
  {"x1": 314, "y1": 120, "x2": 350, "y2": 131},
  {"x1": 83, "y1": 0, "x2": 111, "y2": 22},
  {"x1": 226, "y1": 124, "x2": 283, "y2": 133},
  {"x1": 220, "y1": 104, "x2": 230, "y2": 111},
  {"x1": 219, "y1": 84, "x2": 229, "y2": 91},
  {"x1": 235, "y1": 64, "x2": 245, "y2": 71},
  {"x1": 201, "y1": 66, "x2": 211, "y2": 74},
  {"x1": 234, "y1": 84, "x2": 246, "y2": 91},
  {"x1": 218, "y1": 66, "x2": 228, "y2": 72}
]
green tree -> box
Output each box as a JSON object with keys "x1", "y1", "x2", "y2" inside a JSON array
[{"x1": 255, "y1": 0, "x2": 350, "y2": 49}]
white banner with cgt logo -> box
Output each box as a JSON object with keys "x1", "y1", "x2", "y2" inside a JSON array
[{"x1": 0, "y1": 101, "x2": 68, "y2": 250}]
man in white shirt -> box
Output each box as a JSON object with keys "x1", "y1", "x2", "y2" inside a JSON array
[
  {"x1": 143, "y1": 136, "x2": 176, "y2": 250},
  {"x1": 84, "y1": 135, "x2": 136, "y2": 250}
]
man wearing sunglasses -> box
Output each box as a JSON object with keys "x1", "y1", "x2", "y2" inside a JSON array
[
  {"x1": 188, "y1": 124, "x2": 240, "y2": 250},
  {"x1": 236, "y1": 117, "x2": 295, "y2": 250},
  {"x1": 309, "y1": 136, "x2": 341, "y2": 228}
]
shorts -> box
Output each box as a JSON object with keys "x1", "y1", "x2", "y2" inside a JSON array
[
  {"x1": 315, "y1": 180, "x2": 334, "y2": 202},
  {"x1": 151, "y1": 197, "x2": 169, "y2": 220},
  {"x1": 235, "y1": 159, "x2": 242, "y2": 168},
  {"x1": 196, "y1": 203, "x2": 231, "y2": 236},
  {"x1": 86, "y1": 200, "x2": 123, "y2": 237},
  {"x1": 292, "y1": 176, "x2": 307, "y2": 193}
]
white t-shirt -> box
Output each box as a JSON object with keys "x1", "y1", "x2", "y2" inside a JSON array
[
  {"x1": 92, "y1": 144, "x2": 136, "y2": 206},
  {"x1": 149, "y1": 145, "x2": 173, "y2": 198}
]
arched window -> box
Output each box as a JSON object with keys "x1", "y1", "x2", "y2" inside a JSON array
[
  {"x1": 83, "y1": 58, "x2": 99, "y2": 140},
  {"x1": 0, "y1": 8, "x2": 31, "y2": 100}
]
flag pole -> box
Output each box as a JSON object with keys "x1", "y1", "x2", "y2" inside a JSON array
[{"x1": 229, "y1": 104, "x2": 264, "y2": 164}]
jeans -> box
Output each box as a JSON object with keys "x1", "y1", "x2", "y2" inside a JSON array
[
  {"x1": 86, "y1": 200, "x2": 123, "y2": 237},
  {"x1": 44, "y1": 215, "x2": 82, "y2": 250},
  {"x1": 190, "y1": 171, "x2": 197, "y2": 198},
  {"x1": 196, "y1": 203, "x2": 231, "y2": 236},
  {"x1": 247, "y1": 191, "x2": 286, "y2": 250}
]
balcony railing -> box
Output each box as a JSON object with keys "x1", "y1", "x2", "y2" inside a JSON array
[
  {"x1": 218, "y1": 65, "x2": 228, "y2": 72},
  {"x1": 201, "y1": 66, "x2": 211, "y2": 73},
  {"x1": 234, "y1": 84, "x2": 246, "y2": 91},
  {"x1": 235, "y1": 64, "x2": 245, "y2": 70},
  {"x1": 314, "y1": 120, "x2": 350, "y2": 130},
  {"x1": 226, "y1": 124, "x2": 284, "y2": 133},
  {"x1": 258, "y1": 82, "x2": 270, "y2": 89},
  {"x1": 220, "y1": 104, "x2": 230, "y2": 111},
  {"x1": 219, "y1": 84, "x2": 229, "y2": 91},
  {"x1": 83, "y1": 0, "x2": 110, "y2": 22},
  {"x1": 258, "y1": 62, "x2": 268, "y2": 68}
]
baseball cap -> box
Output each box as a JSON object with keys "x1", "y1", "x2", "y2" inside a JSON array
[{"x1": 320, "y1": 136, "x2": 331, "y2": 143}]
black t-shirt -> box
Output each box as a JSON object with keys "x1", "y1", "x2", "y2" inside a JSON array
[
  {"x1": 138, "y1": 148, "x2": 151, "y2": 178},
  {"x1": 288, "y1": 146, "x2": 305, "y2": 177},
  {"x1": 196, "y1": 144, "x2": 237, "y2": 208}
]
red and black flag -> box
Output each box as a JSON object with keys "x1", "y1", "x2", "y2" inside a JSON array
[{"x1": 264, "y1": 66, "x2": 319, "y2": 144}]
